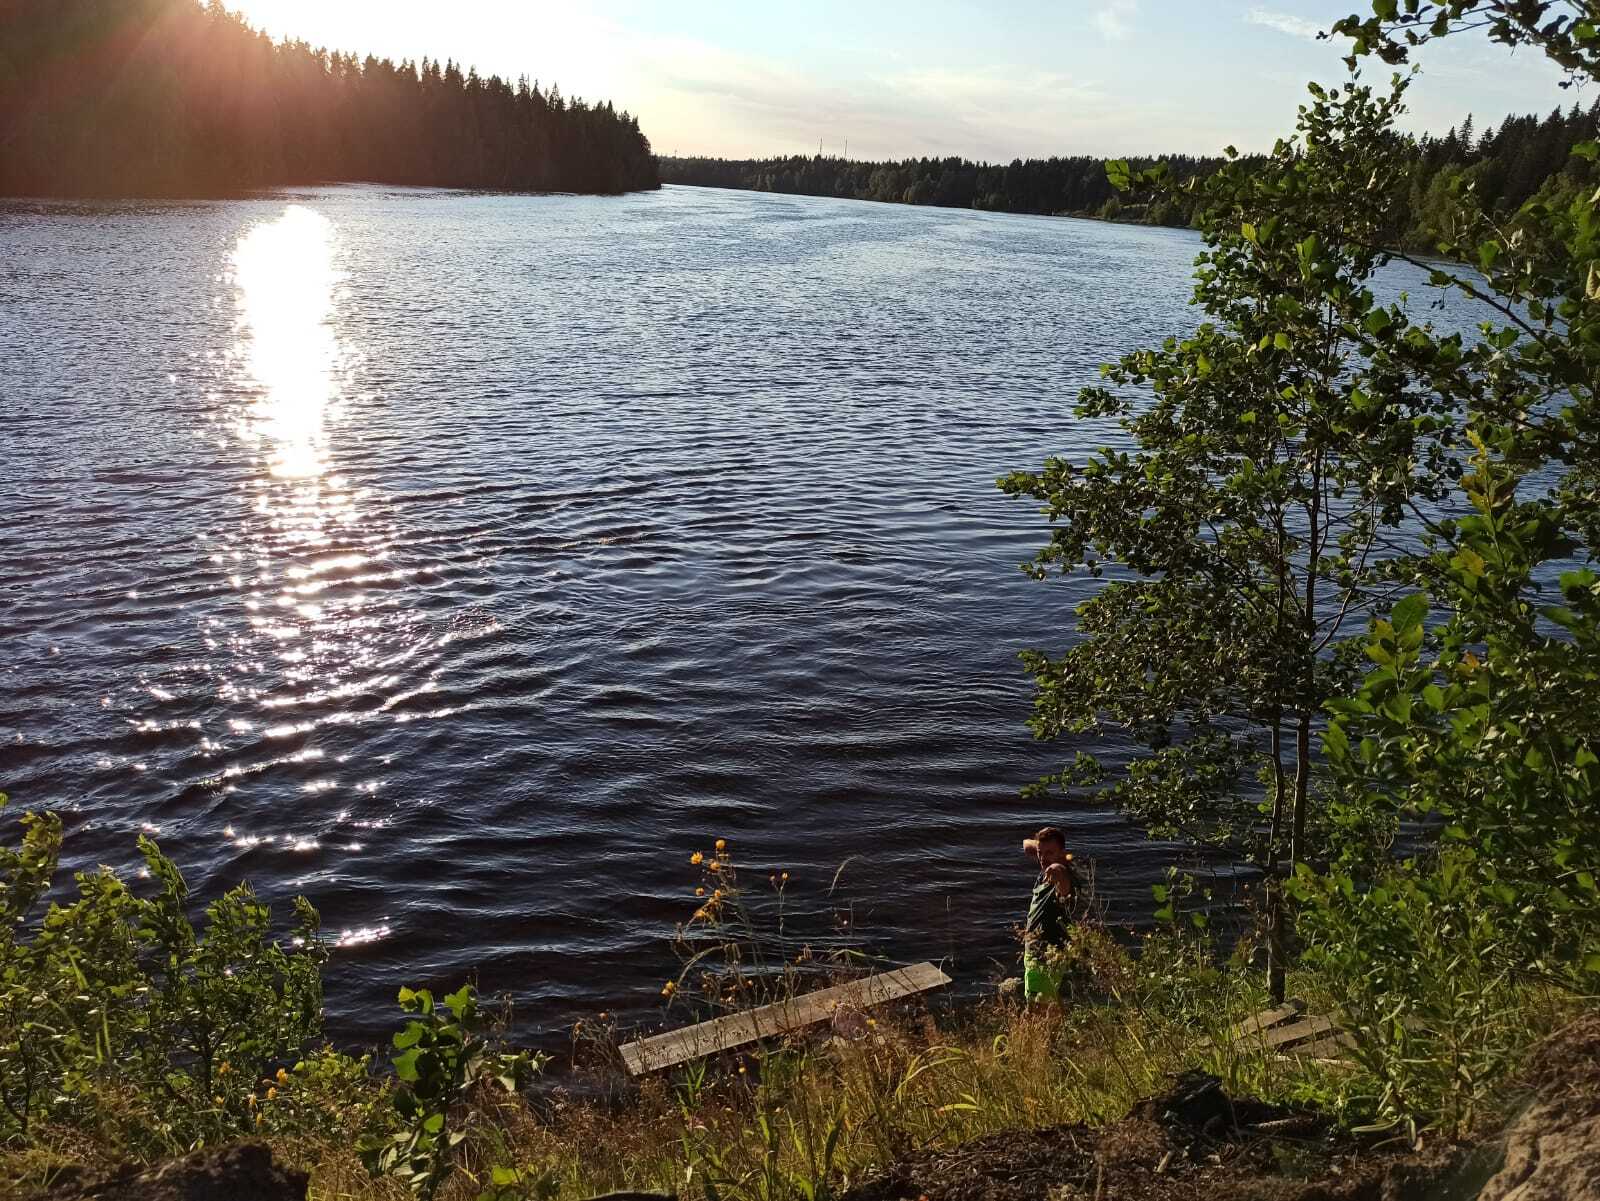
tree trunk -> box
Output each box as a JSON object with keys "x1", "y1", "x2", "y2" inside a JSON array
[{"x1": 1266, "y1": 711, "x2": 1288, "y2": 1002}]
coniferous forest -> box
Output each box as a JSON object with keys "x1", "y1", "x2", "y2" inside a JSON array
[
  {"x1": 0, "y1": 0, "x2": 659, "y2": 197},
  {"x1": 660, "y1": 98, "x2": 1600, "y2": 247}
]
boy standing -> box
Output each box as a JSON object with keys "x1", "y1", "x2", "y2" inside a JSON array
[{"x1": 1020, "y1": 826, "x2": 1078, "y2": 1003}]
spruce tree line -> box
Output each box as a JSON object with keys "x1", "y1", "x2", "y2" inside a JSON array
[
  {"x1": 660, "y1": 96, "x2": 1600, "y2": 248},
  {"x1": 658, "y1": 152, "x2": 1217, "y2": 222},
  {"x1": 0, "y1": 0, "x2": 658, "y2": 197}
]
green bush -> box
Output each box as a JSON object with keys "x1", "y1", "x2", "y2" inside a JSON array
[{"x1": 0, "y1": 799, "x2": 325, "y2": 1155}]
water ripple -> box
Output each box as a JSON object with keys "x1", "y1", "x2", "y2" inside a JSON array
[{"x1": 0, "y1": 185, "x2": 1490, "y2": 1044}]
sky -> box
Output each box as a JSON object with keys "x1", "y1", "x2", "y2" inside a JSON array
[{"x1": 225, "y1": 1, "x2": 1580, "y2": 162}]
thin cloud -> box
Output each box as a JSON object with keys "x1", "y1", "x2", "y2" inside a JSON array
[
  {"x1": 1094, "y1": 0, "x2": 1137, "y2": 41},
  {"x1": 1246, "y1": 8, "x2": 1325, "y2": 41}
]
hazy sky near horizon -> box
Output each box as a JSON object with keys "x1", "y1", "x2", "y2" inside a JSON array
[{"x1": 226, "y1": 1, "x2": 1578, "y2": 161}]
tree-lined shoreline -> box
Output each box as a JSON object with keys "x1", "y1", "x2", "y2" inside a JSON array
[
  {"x1": 659, "y1": 98, "x2": 1600, "y2": 247},
  {"x1": 0, "y1": 0, "x2": 659, "y2": 199}
]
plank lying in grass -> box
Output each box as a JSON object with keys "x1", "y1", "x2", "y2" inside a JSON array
[
  {"x1": 621, "y1": 962, "x2": 952, "y2": 1076},
  {"x1": 1198, "y1": 999, "x2": 1306, "y2": 1051},
  {"x1": 1259, "y1": 1016, "x2": 1343, "y2": 1051}
]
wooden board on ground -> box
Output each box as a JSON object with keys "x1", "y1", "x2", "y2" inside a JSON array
[
  {"x1": 1199, "y1": 999, "x2": 1305, "y2": 1051},
  {"x1": 1282, "y1": 1032, "x2": 1356, "y2": 1061},
  {"x1": 1260, "y1": 1015, "x2": 1342, "y2": 1051},
  {"x1": 620, "y1": 962, "x2": 952, "y2": 1076},
  {"x1": 1201, "y1": 1000, "x2": 1354, "y2": 1065}
]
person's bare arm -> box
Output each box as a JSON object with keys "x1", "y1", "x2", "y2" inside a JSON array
[{"x1": 1043, "y1": 862, "x2": 1075, "y2": 902}]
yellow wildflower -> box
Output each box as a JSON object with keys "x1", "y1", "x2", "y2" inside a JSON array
[
  {"x1": 715, "y1": 838, "x2": 727, "y2": 852},
  {"x1": 661, "y1": 980, "x2": 677, "y2": 997},
  {"x1": 690, "y1": 851, "x2": 704, "y2": 866},
  {"x1": 267, "y1": 1087, "x2": 278, "y2": 1100},
  {"x1": 781, "y1": 871, "x2": 789, "y2": 881},
  {"x1": 213, "y1": 1096, "x2": 224, "y2": 1106},
  {"x1": 276, "y1": 1068, "x2": 289, "y2": 1085},
  {"x1": 695, "y1": 886, "x2": 705, "y2": 896}
]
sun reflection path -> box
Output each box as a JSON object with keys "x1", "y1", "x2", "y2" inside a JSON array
[
  {"x1": 209, "y1": 205, "x2": 418, "y2": 903},
  {"x1": 232, "y1": 205, "x2": 345, "y2": 479}
]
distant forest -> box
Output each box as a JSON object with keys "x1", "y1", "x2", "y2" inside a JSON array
[
  {"x1": 660, "y1": 100, "x2": 1600, "y2": 246},
  {"x1": 0, "y1": 0, "x2": 659, "y2": 198}
]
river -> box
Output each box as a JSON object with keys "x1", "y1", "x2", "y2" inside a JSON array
[{"x1": 0, "y1": 183, "x2": 1483, "y2": 1042}]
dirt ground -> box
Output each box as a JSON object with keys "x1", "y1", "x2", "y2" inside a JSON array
[
  {"x1": 840, "y1": 1016, "x2": 1600, "y2": 1201},
  {"x1": 837, "y1": 1070, "x2": 1473, "y2": 1201}
]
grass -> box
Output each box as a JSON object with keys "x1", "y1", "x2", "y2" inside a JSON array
[
  {"x1": 1, "y1": 840, "x2": 1587, "y2": 1201},
  {"x1": 294, "y1": 969, "x2": 1396, "y2": 1201}
]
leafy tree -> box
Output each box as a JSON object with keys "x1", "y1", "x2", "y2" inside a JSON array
[
  {"x1": 1268, "y1": 0, "x2": 1600, "y2": 1130},
  {"x1": 1000, "y1": 79, "x2": 1458, "y2": 999},
  {"x1": 1334, "y1": 1, "x2": 1600, "y2": 84},
  {"x1": 0, "y1": 0, "x2": 657, "y2": 197},
  {"x1": 1296, "y1": 439, "x2": 1600, "y2": 1131}
]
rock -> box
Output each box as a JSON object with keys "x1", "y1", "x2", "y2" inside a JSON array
[
  {"x1": 1476, "y1": 1014, "x2": 1600, "y2": 1201},
  {"x1": 51, "y1": 1143, "x2": 307, "y2": 1201},
  {"x1": 1472, "y1": 1017, "x2": 1600, "y2": 1201},
  {"x1": 1476, "y1": 1103, "x2": 1600, "y2": 1201}
]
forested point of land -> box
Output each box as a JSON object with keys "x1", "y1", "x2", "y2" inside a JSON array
[
  {"x1": 0, "y1": 0, "x2": 659, "y2": 198},
  {"x1": 660, "y1": 100, "x2": 1600, "y2": 247}
]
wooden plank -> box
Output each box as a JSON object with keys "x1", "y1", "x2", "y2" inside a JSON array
[
  {"x1": 1200, "y1": 999, "x2": 1306, "y2": 1050},
  {"x1": 1259, "y1": 1016, "x2": 1340, "y2": 1051},
  {"x1": 1230, "y1": 999, "x2": 1305, "y2": 1042},
  {"x1": 620, "y1": 962, "x2": 951, "y2": 1076},
  {"x1": 1281, "y1": 1032, "x2": 1356, "y2": 1059}
]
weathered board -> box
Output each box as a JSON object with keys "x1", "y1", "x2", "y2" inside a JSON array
[
  {"x1": 1199, "y1": 999, "x2": 1306, "y2": 1051},
  {"x1": 1260, "y1": 1016, "x2": 1342, "y2": 1051},
  {"x1": 1283, "y1": 1032, "x2": 1357, "y2": 1060},
  {"x1": 620, "y1": 961, "x2": 952, "y2": 1076}
]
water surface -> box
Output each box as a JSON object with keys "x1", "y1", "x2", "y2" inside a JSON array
[{"x1": 0, "y1": 184, "x2": 1482, "y2": 1041}]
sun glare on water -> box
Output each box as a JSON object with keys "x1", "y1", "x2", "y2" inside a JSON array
[{"x1": 231, "y1": 205, "x2": 344, "y2": 478}]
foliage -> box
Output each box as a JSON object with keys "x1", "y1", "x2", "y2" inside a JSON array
[
  {"x1": 1000, "y1": 77, "x2": 1460, "y2": 997},
  {"x1": 0, "y1": 0, "x2": 657, "y2": 197},
  {"x1": 1256, "y1": 0, "x2": 1600, "y2": 1135},
  {"x1": 1335, "y1": 1, "x2": 1600, "y2": 85},
  {"x1": 1296, "y1": 444, "x2": 1600, "y2": 1131},
  {"x1": 0, "y1": 798, "x2": 326, "y2": 1155},
  {"x1": 359, "y1": 984, "x2": 545, "y2": 1201}
]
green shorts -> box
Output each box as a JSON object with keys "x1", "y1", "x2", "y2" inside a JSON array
[{"x1": 1023, "y1": 956, "x2": 1062, "y2": 1003}]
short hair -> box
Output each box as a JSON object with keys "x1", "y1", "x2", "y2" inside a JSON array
[{"x1": 1033, "y1": 826, "x2": 1066, "y2": 849}]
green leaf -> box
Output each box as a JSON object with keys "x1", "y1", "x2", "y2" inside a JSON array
[
  {"x1": 1106, "y1": 159, "x2": 1132, "y2": 192},
  {"x1": 1390, "y1": 592, "x2": 1428, "y2": 635},
  {"x1": 443, "y1": 984, "x2": 474, "y2": 1020},
  {"x1": 1455, "y1": 547, "x2": 1486, "y2": 578},
  {"x1": 394, "y1": 1048, "x2": 421, "y2": 1082}
]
